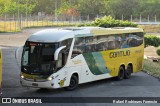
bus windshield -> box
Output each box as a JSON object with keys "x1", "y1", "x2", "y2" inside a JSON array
[{"x1": 21, "y1": 42, "x2": 59, "y2": 75}]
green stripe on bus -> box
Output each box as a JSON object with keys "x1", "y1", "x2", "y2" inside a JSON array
[
  {"x1": 92, "y1": 52, "x2": 110, "y2": 74},
  {"x1": 83, "y1": 52, "x2": 110, "y2": 75}
]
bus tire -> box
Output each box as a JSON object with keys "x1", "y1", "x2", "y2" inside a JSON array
[
  {"x1": 124, "y1": 65, "x2": 132, "y2": 79},
  {"x1": 64, "y1": 75, "x2": 78, "y2": 91},
  {"x1": 116, "y1": 66, "x2": 125, "y2": 80}
]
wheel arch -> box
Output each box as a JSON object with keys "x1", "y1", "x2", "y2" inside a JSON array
[
  {"x1": 128, "y1": 63, "x2": 133, "y2": 73},
  {"x1": 120, "y1": 64, "x2": 125, "y2": 70},
  {"x1": 69, "y1": 72, "x2": 79, "y2": 83}
]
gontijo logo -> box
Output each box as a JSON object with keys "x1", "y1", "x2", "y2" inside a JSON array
[{"x1": 109, "y1": 50, "x2": 130, "y2": 58}]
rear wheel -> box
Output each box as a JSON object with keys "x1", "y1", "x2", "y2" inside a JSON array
[
  {"x1": 124, "y1": 65, "x2": 132, "y2": 79},
  {"x1": 64, "y1": 75, "x2": 78, "y2": 91},
  {"x1": 116, "y1": 66, "x2": 125, "y2": 80}
]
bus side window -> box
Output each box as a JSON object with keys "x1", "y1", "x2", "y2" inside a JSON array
[
  {"x1": 115, "y1": 36, "x2": 121, "y2": 49},
  {"x1": 135, "y1": 32, "x2": 143, "y2": 46},
  {"x1": 121, "y1": 33, "x2": 143, "y2": 48},
  {"x1": 108, "y1": 41, "x2": 115, "y2": 50},
  {"x1": 85, "y1": 36, "x2": 97, "y2": 53},
  {"x1": 97, "y1": 35, "x2": 108, "y2": 51},
  {"x1": 128, "y1": 38, "x2": 137, "y2": 47},
  {"x1": 72, "y1": 37, "x2": 85, "y2": 58},
  {"x1": 121, "y1": 34, "x2": 129, "y2": 48}
]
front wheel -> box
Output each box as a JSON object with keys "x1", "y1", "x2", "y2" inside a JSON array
[{"x1": 64, "y1": 75, "x2": 78, "y2": 91}]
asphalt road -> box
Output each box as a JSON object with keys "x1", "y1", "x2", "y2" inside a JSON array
[{"x1": 1, "y1": 46, "x2": 160, "y2": 106}]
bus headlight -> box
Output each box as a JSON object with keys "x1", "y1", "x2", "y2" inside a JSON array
[
  {"x1": 21, "y1": 75, "x2": 24, "y2": 79},
  {"x1": 47, "y1": 77, "x2": 54, "y2": 81}
]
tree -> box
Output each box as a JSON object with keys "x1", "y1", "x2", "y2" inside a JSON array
[
  {"x1": 134, "y1": 0, "x2": 160, "y2": 18},
  {"x1": 107, "y1": 0, "x2": 139, "y2": 20},
  {"x1": 0, "y1": 0, "x2": 36, "y2": 15},
  {"x1": 78, "y1": 0, "x2": 108, "y2": 19},
  {"x1": 55, "y1": 1, "x2": 79, "y2": 16},
  {"x1": 32, "y1": 0, "x2": 60, "y2": 14}
]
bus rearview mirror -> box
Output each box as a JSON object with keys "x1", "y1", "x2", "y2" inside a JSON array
[
  {"x1": 54, "y1": 46, "x2": 66, "y2": 61},
  {"x1": 15, "y1": 46, "x2": 24, "y2": 69},
  {"x1": 15, "y1": 46, "x2": 23, "y2": 59}
]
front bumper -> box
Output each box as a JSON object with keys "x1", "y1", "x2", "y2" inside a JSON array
[{"x1": 20, "y1": 78, "x2": 56, "y2": 89}]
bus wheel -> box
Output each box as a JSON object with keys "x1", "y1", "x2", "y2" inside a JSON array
[
  {"x1": 64, "y1": 75, "x2": 78, "y2": 91},
  {"x1": 124, "y1": 65, "x2": 132, "y2": 79},
  {"x1": 116, "y1": 66, "x2": 125, "y2": 80}
]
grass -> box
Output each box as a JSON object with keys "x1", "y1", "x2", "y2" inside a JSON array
[
  {"x1": 0, "y1": 21, "x2": 78, "y2": 32},
  {"x1": 0, "y1": 21, "x2": 20, "y2": 32},
  {"x1": 139, "y1": 25, "x2": 160, "y2": 33},
  {"x1": 143, "y1": 59, "x2": 160, "y2": 78}
]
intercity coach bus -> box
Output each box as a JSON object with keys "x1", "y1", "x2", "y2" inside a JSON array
[
  {"x1": 0, "y1": 49, "x2": 2, "y2": 94},
  {"x1": 20, "y1": 27, "x2": 144, "y2": 90}
]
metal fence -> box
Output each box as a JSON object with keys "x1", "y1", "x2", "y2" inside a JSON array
[{"x1": 0, "y1": 14, "x2": 160, "y2": 32}]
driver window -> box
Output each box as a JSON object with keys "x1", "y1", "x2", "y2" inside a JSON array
[
  {"x1": 72, "y1": 37, "x2": 85, "y2": 58},
  {"x1": 22, "y1": 51, "x2": 29, "y2": 66},
  {"x1": 57, "y1": 38, "x2": 73, "y2": 69}
]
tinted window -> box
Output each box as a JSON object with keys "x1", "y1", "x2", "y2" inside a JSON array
[
  {"x1": 71, "y1": 32, "x2": 143, "y2": 58},
  {"x1": 97, "y1": 36, "x2": 108, "y2": 51},
  {"x1": 59, "y1": 38, "x2": 73, "y2": 68},
  {"x1": 85, "y1": 37, "x2": 97, "y2": 52},
  {"x1": 108, "y1": 36, "x2": 116, "y2": 50},
  {"x1": 115, "y1": 36, "x2": 122, "y2": 49},
  {"x1": 73, "y1": 37, "x2": 85, "y2": 54},
  {"x1": 135, "y1": 32, "x2": 143, "y2": 46},
  {"x1": 61, "y1": 38, "x2": 73, "y2": 52},
  {"x1": 121, "y1": 32, "x2": 143, "y2": 48}
]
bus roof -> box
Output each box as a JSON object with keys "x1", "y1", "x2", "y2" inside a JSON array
[{"x1": 27, "y1": 27, "x2": 143, "y2": 43}]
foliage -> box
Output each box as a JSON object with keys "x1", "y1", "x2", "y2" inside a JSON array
[
  {"x1": 0, "y1": 0, "x2": 36, "y2": 15},
  {"x1": 157, "y1": 47, "x2": 160, "y2": 56},
  {"x1": 55, "y1": 1, "x2": 79, "y2": 16},
  {"x1": 107, "y1": 0, "x2": 139, "y2": 19},
  {"x1": 144, "y1": 35, "x2": 160, "y2": 47},
  {"x1": 77, "y1": 0, "x2": 108, "y2": 17},
  {"x1": 1, "y1": 0, "x2": 160, "y2": 19},
  {"x1": 32, "y1": 0, "x2": 56, "y2": 14},
  {"x1": 78, "y1": 16, "x2": 137, "y2": 27}
]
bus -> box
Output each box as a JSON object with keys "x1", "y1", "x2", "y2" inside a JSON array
[
  {"x1": 0, "y1": 49, "x2": 2, "y2": 94},
  {"x1": 20, "y1": 27, "x2": 144, "y2": 90}
]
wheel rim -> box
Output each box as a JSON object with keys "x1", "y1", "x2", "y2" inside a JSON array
[
  {"x1": 119, "y1": 68, "x2": 124, "y2": 79},
  {"x1": 70, "y1": 78, "x2": 76, "y2": 88},
  {"x1": 126, "y1": 66, "x2": 131, "y2": 76}
]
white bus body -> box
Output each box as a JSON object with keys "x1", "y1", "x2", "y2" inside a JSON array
[{"x1": 20, "y1": 27, "x2": 144, "y2": 90}]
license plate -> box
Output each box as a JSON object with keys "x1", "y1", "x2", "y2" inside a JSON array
[{"x1": 32, "y1": 83, "x2": 38, "y2": 87}]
